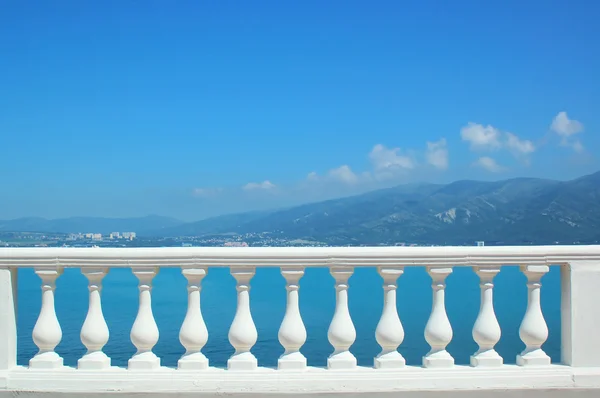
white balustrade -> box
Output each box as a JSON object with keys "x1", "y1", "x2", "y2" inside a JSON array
[
  {"x1": 228, "y1": 267, "x2": 258, "y2": 370},
  {"x1": 3, "y1": 246, "x2": 600, "y2": 395},
  {"x1": 78, "y1": 268, "x2": 111, "y2": 369},
  {"x1": 29, "y1": 268, "x2": 64, "y2": 369},
  {"x1": 517, "y1": 265, "x2": 551, "y2": 366},
  {"x1": 470, "y1": 267, "x2": 502, "y2": 367},
  {"x1": 423, "y1": 266, "x2": 454, "y2": 368},
  {"x1": 178, "y1": 267, "x2": 209, "y2": 370},
  {"x1": 327, "y1": 266, "x2": 356, "y2": 369},
  {"x1": 374, "y1": 266, "x2": 405, "y2": 369},
  {"x1": 278, "y1": 267, "x2": 307, "y2": 370},
  {"x1": 128, "y1": 267, "x2": 160, "y2": 370}
]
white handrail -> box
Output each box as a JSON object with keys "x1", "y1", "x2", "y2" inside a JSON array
[{"x1": 1, "y1": 245, "x2": 600, "y2": 267}]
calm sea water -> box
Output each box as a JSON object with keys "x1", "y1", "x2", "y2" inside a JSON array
[{"x1": 16, "y1": 266, "x2": 561, "y2": 368}]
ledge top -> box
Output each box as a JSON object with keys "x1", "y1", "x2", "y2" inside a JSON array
[{"x1": 1, "y1": 245, "x2": 600, "y2": 267}]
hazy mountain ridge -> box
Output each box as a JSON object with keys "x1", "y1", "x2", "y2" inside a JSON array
[
  {"x1": 2, "y1": 171, "x2": 600, "y2": 245},
  {"x1": 162, "y1": 171, "x2": 600, "y2": 244},
  {"x1": 0, "y1": 215, "x2": 182, "y2": 235}
]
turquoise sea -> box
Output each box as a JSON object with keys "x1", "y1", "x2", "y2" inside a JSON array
[{"x1": 16, "y1": 266, "x2": 562, "y2": 368}]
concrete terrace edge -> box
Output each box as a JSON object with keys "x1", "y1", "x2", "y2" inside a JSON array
[{"x1": 1, "y1": 365, "x2": 600, "y2": 394}]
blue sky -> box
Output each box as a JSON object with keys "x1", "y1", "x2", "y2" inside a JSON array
[{"x1": 1, "y1": 1, "x2": 599, "y2": 221}]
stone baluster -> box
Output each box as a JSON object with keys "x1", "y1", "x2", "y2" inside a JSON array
[
  {"x1": 128, "y1": 267, "x2": 160, "y2": 370},
  {"x1": 327, "y1": 266, "x2": 356, "y2": 369},
  {"x1": 78, "y1": 268, "x2": 111, "y2": 369},
  {"x1": 423, "y1": 266, "x2": 454, "y2": 368},
  {"x1": 470, "y1": 267, "x2": 502, "y2": 367},
  {"x1": 517, "y1": 265, "x2": 551, "y2": 366},
  {"x1": 374, "y1": 266, "x2": 405, "y2": 369},
  {"x1": 178, "y1": 268, "x2": 209, "y2": 370},
  {"x1": 278, "y1": 267, "x2": 307, "y2": 370},
  {"x1": 30, "y1": 268, "x2": 64, "y2": 369},
  {"x1": 228, "y1": 267, "x2": 258, "y2": 370}
]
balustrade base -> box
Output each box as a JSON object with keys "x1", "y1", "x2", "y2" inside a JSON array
[
  {"x1": 327, "y1": 351, "x2": 357, "y2": 370},
  {"x1": 77, "y1": 352, "x2": 111, "y2": 370},
  {"x1": 3, "y1": 365, "x2": 600, "y2": 394},
  {"x1": 470, "y1": 350, "x2": 503, "y2": 367},
  {"x1": 128, "y1": 352, "x2": 161, "y2": 370},
  {"x1": 29, "y1": 352, "x2": 64, "y2": 370},
  {"x1": 227, "y1": 352, "x2": 257, "y2": 371},
  {"x1": 178, "y1": 353, "x2": 209, "y2": 370},
  {"x1": 422, "y1": 350, "x2": 454, "y2": 368},
  {"x1": 517, "y1": 350, "x2": 551, "y2": 367},
  {"x1": 374, "y1": 352, "x2": 406, "y2": 369},
  {"x1": 278, "y1": 352, "x2": 307, "y2": 370}
]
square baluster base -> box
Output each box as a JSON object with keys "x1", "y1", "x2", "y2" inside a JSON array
[
  {"x1": 178, "y1": 352, "x2": 209, "y2": 370},
  {"x1": 78, "y1": 352, "x2": 111, "y2": 370},
  {"x1": 327, "y1": 351, "x2": 357, "y2": 370},
  {"x1": 517, "y1": 350, "x2": 551, "y2": 367},
  {"x1": 470, "y1": 350, "x2": 503, "y2": 367},
  {"x1": 128, "y1": 352, "x2": 160, "y2": 370},
  {"x1": 423, "y1": 350, "x2": 454, "y2": 368},
  {"x1": 375, "y1": 352, "x2": 406, "y2": 369},
  {"x1": 29, "y1": 352, "x2": 64, "y2": 370},
  {"x1": 278, "y1": 352, "x2": 307, "y2": 370},
  {"x1": 227, "y1": 352, "x2": 257, "y2": 371}
]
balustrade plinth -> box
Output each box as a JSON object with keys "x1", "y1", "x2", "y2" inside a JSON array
[
  {"x1": 470, "y1": 349, "x2": 503, "y2": 367},
  {"x1": 29, "y1": 352, "x2": 64, "y2": 370},
  {"x1": 327, "y1": 351, "x2": 357, "y2": 370},
  {"x1": 278, "y1": 352, "x2": 307, "y2": 370},
  {"x1": 227, "y1": 352, "x2": 258, "y2": 371},
  {"x1": 78, "y1": 351, "x2": 111, "y2": 370},
  {"x1": 128, "y1": 352, "x2": 161, "y2": 370},
  {"x1": 516, "y1": 348, "x2": 551, "y2": 367},
  {"x1": 178, "y1": 352, "x2": 209, "y2": 370},
  {"x1": 375, "y1": 351, "x2": 406, "y2": 369}
]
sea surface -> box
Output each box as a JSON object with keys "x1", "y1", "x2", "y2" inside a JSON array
[{"x1": 16, "y1": 266, "x2": 562, "y2": 368}]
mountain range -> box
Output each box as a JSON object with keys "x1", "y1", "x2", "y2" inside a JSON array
[
  {"x1": 2, "y1": 171, "x2": 600, "y2": 245},
  {"x1": 0, "y1": 215, "x2": 181, "y2": 235}
]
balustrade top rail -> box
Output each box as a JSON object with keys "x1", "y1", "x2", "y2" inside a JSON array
[{"x1": 1, "y1": 245, "x2": 600, "y2": 268}]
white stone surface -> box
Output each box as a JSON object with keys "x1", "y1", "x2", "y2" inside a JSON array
[
  {"x1": 1, "y1": 246, "x2": 600, "y2": 395},
  {"x1": 423, "y1": 267, "x2": 454, "y2": 368},
  {"x1": 29, "y1": 268, "x2": 64, "y2": 370},
  {"x1": 178, "y1": 268, "x2": 209, "y2": 370},
  {"x1": 278, "y1": 268, "x2": 307, "y2": 370},
  {"x1": 471, "y1": 267, "x2": 502, "y2": 367},
  {"x1": 78, "y1": 268, "x2": 110, "y2": 370},
  {"x1": 0, "y1": 268, "x2": 17, "y2": 371},
  {"x1": 227, "y1": 267, "x2": 258, "y2": 371},
  {"x1": 327, "y1": 266, "x2": 357, "y2": 370},
  {"x1": 374, "y1": 267, "x2": 405, "y2": 369},
  {"x1": 129, "y1": 268, "x2": 160, "y2": 370},
  {"x1": 517, "y1": 265, "x2": 550, "y2": 366},
  {"x1": 2, "y1": 365, "x2": 600, "y2": 394},
  {"x1": 562, "y1": 261, "x2": 600, "y2": 367}
]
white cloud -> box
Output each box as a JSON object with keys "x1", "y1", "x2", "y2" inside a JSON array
[
  {"x1": 327, "y1": 165, "x2": 359, "y2": 184},
  {"x1": 551, "y1": 111, "x2": 584, "y2": 137},
  {"x1": 460, "y1": 123, "x2": 502, "y2": 151},
  {"x1": 368, "y1": 144, "x2": 414, "y2": 180},
  {"x1": 192, "y1": 187, "x2": 223, "y2": 198},
  {"x1": 550, "y1": 111, "x2": 585, "y2": 152},
  {"x1": 425, "y1": 138, "x2": 448, "y2": 170},
  {"x1": 473, "y1": 156, "x2": 505, "y2": 173},
  {"x1": 505, "y1": 132, "x2": 535, "y2": 155},
  {"x1": 243, "y1": 180, "x2": 276, "y2": 191}
]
